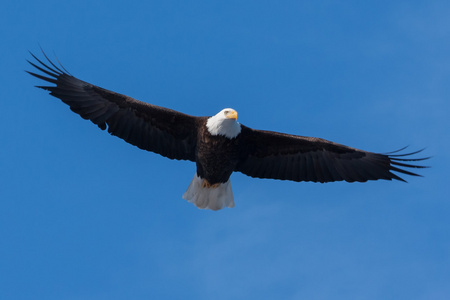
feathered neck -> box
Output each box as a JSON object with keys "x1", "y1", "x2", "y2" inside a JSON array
[{"x1": 206, "y1": 110, "x2": 241, "y2": 139}]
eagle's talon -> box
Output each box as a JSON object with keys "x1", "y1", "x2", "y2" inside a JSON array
[
  {"x1": 202, "y1": 179, "x2": 211, "y2": 188},
  {"x1": 202, "y1": 179, "x2": 220, "y2": 189}
]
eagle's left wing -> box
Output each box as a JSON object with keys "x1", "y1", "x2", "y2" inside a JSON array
[{"x1": 235, "y1": 125, "x2": 428, "y2": 183}]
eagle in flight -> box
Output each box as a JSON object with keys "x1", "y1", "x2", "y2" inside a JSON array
[{"x1": 27, "y1": 51, "x2": 428, "y2": 210}]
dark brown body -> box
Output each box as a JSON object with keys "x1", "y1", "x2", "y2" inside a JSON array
[{"x1": 196, "y1": 125, "x2": 242, "y2": 184}]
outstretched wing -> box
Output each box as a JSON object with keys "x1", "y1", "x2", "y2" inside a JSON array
[
  {"x1": 27, "y1": 51, "x2": 199, "y2": 161},
  {"x1": 235, "y1": 125, "x2": 428, "y2": 183}
]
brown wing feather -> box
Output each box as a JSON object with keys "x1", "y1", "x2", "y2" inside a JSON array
[
  {"x1": 235, "y1": 125, "x2": 428, "y2": 183},
  {"x1": 27, "y1": 51, "x2": 198, "y2": 161}
]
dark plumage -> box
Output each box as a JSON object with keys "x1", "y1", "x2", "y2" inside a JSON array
[{"x1": 27, "y1": 51, "x2": 429, "y2": 210}]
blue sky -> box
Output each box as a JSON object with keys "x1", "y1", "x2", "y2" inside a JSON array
[{"x1": 1, "y1": 1, "x2": 449, "y2": 299}]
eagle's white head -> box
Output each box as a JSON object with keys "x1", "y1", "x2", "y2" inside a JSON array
[{"x1": 206, "y1": 108, "x2": 241, "y2": 139}]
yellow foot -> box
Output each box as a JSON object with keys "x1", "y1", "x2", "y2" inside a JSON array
[
  {"x1": 202, "y1": 179, "x2": 220, "y2": 189},
  {"x1": 202, "y1": 179, "x2": 211, "y2": 188}
]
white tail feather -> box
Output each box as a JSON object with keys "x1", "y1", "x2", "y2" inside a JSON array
[{"x1": 182, "y1": 174, "x2": 235, "y2": 211}]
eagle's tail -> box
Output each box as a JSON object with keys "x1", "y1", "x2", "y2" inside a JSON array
[{"x1": 182, "y1": 173, "x2": 235, "y2": 211}]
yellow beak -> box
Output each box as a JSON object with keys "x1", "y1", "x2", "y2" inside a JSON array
[{"x1": 226, "y1": 110, "x2": 238, "y2": 120}]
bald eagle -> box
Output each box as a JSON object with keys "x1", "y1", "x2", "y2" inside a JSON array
[{"x1": 27, "y1": 51, "x2": 428, "y2": 210}]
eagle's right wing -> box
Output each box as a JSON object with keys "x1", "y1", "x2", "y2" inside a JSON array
[{"x1": 27, "y1": 51, "x2": 199, "y2": 161}]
